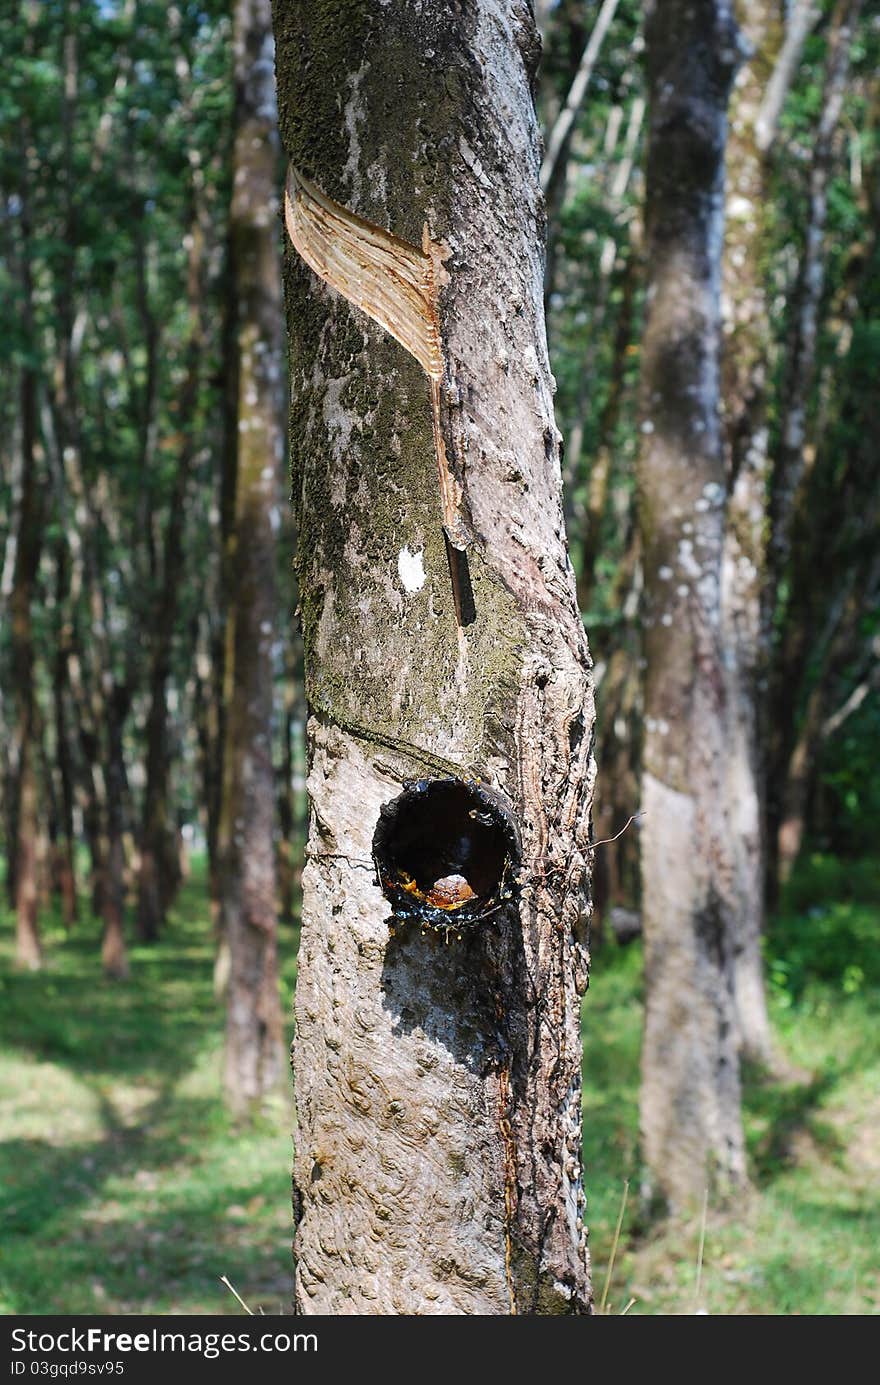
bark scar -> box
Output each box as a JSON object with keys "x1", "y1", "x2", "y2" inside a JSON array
[{"x1": 283, "y1": 166, "x2": 472, "y2": 625}]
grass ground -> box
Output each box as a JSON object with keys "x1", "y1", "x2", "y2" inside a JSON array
[
  {"x1": 1, "y1": 854, "x2": 877, "y2": 1315},
  {"x1": 0, "y1": 863, "x2": 298, "y2": 1315}
]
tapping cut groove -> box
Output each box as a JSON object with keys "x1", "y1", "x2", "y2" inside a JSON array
[
  {"x1": 284, "y1": 166, "x2": 445, "y2": 379},
  {"x1": 284, "y1": 167, "x2": 472, "y2": 626}
]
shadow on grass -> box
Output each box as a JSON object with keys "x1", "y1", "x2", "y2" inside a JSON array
[
  {"x1": 1, "y1": 1122, "x2": 294, "y2": 1314},
  {"x1": 0, "y1": 872, "x2": 298, "y2": 1314},
  {"x1": 743, "y1": 1065, "x2": 842, "y2": 1184}
]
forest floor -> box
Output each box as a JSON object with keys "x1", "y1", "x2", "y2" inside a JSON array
[{"x1": 1, "y1": 855, "x2": 878, "y2": 1316}]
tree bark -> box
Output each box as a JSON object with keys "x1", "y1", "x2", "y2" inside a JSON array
[
  {"x1": 718, "y1": 0, "x2": 782, "y2": 1064},
  {"x1": 52, "y1": 557, "x2": 78, "y2": 929},
  {"x1": 135, "y1": 197, "x2": 206, "y2": 942},
  {"x1": 100, "y1": 687, "x2": 130, "y2": 979},
  {"x1": 764, "y1": 0, "x2": 864, "y2": 901},
  {"x1": 44, "y1": 304, "x2": 133, "y2": 975},
  {"x1": 589, "y1": 522, "x2": 642, "y2": 932},
  {"x1": 638, "y1": 0, "x2": 746, "y2": 1210},
  {"x1": 10, "y1": 107, "x2": 44, "y2": 972},
  {"x1": 276, "y1": 630, "x2": 303, "y2": 924},
  {"x1": 273, "y1": 0, "x2": 595, "y2": 1314},
  {"x1": 219, "y1": 0, "x2": 286, "y2": 1119},
  {"x1": 769, "y1": 0, "x2": 863, "y2": 589}
]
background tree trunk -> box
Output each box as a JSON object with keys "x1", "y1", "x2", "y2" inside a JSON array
[
  {"x1": 220, "y1": 0, "x2": 286, "y2": 1119},
  {"x1": 135, "y1": 205, "x2": 205, "y2": 942},
  {"x1": 273, "y1": 0, "x2": 595, "y2": 1314},
  {"x1": 718, "y1": 0, "x2": 781, "y2": 1064},
  {"x1": 765, "y1": 0, "x2": 864, "y2": 899},
  {"x1": 52, "y1": 565, "x2": 78, "y2": 930},
  {"x1": 638, "y1": 0, "x2": 746, "y2": 1210},
  {"x1": 11, "y1": 133, "x2": 44, "y2": 973}
]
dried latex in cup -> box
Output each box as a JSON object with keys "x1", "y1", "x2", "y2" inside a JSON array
[{"x1": 372, "y1": 778, "x2": 520, "y2": 936}]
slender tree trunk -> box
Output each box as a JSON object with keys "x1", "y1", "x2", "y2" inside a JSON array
[
  {"x1": 564, "y1": 89, "x2": 644, "y2": 548},
  {"x1": 638, "y1": 0, "x2": 746, "y2": 1211},
  {"x1": 274, "y1": 0, "x2": 594, "y2": 1314},
  {"x1": 193, "y1": 616, "x2": 224, "y2": 929},
  {"x1": 136, "y1": 627, "x2": 181, "y2": 941},
  {"x1": 755, "y1": 0, "x2": 820, "y2": 153},
  {"x1": 15, "y1": 751, "x2": 41, "y2": 971},
  {"x1": 769, "y1": 0, "x2": 863, "y2": 588},
  {"x1": 276, "y1": 632, "x2": 301, "y2": 924},
  {"x1": 100, "y1": 688, "x2": 130, "y2": 979},
  {"x1": 589, "y1": 524, "x2": 643, "y2": 934},
  {"x1": 11, "y1": 471, "x2": 41, "y2": 971},
  {"x1": 11, "y1": 122, "x2": 44, "y2": 972},
  {"x1": 540, "y1": 0, "x2": 622, "y2": 305},
  {"x1": 540, "y1": 0, "x2": 622, "y2": 195},
  {"x1": 718, "y1": 0, "x2": 781, "y2": 1064},
  {"x1": 574, "y1": 231, "x2": 640, "y2": 611},
  {"x1": 52, "y1": 586, "x2": 78, "y2": 929},
  {"x1": 219, "y1": 0, "x2": 286, "y2": 1118},
  {"x1": 208, "y1": 144, "x2": 246, "y2": 944},
  {"x1": 764, "y1": 0, "x2": 864, "y2": 902},
  {"x1": 136, "y1": 205, "x2": 205, "y2": 942}
]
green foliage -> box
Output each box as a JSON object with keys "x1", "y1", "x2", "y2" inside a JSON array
[
  {"x1": 767, "y1": 854, "x2": 880, "y2": 1007},
  {"x1": 818, "y1": 696, "x2": 880, "y2": 854},
  {"x1": 0, "y1": 0, "x2": 239, "y2": 817}
]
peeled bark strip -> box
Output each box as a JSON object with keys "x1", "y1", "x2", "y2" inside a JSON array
[
  {"x1": 220, "y1": 0, "x2": 286, "y2": 1117},
  {"x1": 284, "y1": 167, "x2": 445, "y2": 379},
  {"x1": 284, "y1": 165, "x2": 467, "y2": 570},
  {"x1": 638, "y1": 0, "x2": 746, "y2": 1209},
  {"x1": 273, "y1": 0, "x2": 594, "y2": 1314}
]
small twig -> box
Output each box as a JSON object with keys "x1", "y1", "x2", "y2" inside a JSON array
[
  {"x1": 599, "y1": 1178, "x2": 629, "y2": 1314},
  {"x1": 620, "y1": 1296, "x2": 637, "y2": 1315},
  {"x1": 694, "y1": 1185, "x2": 709, "y2": 1313},
  {"x1": 591, "y1": 812, "x2": 644, "y2": 851},
  {"x1": 220, "y1": 1275, "x2": 254, "y2": 1315}
]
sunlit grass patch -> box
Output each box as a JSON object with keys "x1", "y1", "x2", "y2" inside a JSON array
[{"x1": 0, "y1": 864, "x2": 299, "y2": 1316}]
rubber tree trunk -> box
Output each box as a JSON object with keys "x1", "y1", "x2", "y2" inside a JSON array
[
  {"x1": 11, "y1": 409, "x2": 42, "y2": 972},
  {"x1": 765, "y1": 0, "x2": 863, "y2": 900},
  {"x1": 52, "y1": 571, "x2": 78, "y2": 929},
  {"x1": 638, "y1": 0, "x2": 747, "y2": 1211},
  {"x1": 99, "y1": 688, "x2": 130, "y2": 979},
  {"x1": 135, "y1": 189, "x2": 206, "y2": 943},
  {"x1": 11, "y1": 159, "x2": 43, "y2": 972},
  {"x1": 273, "y1": 0, "x2": 595, "y2": 1315},
  {"x1": 719, "y1": 0, "x2": 780, "y2": 1064},
  {"x1": 219, "y1": 0, "x2": 286, "y2": 1118}
]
